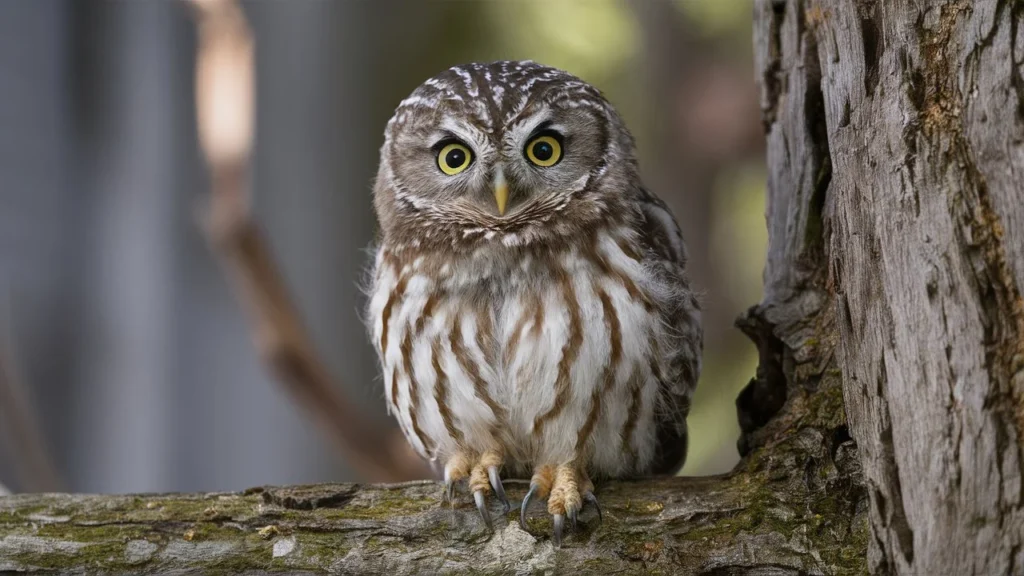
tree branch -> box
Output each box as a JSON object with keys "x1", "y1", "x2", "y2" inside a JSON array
[{"x1": 0, "y1": 422, "x2": 865, "y2": 576}]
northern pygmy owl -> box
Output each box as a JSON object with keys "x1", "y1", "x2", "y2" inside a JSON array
[{"x1": 368, "y1": 61, "x2": 702, "y2": 545}]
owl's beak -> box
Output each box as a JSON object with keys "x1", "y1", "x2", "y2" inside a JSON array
[{"x1": 493, "y1": 169, "x2": 509, "y2": 216}]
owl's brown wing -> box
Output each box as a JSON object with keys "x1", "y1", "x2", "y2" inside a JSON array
[{"x1": 637, "y1": 189, "x2": 703, "y2": 475}]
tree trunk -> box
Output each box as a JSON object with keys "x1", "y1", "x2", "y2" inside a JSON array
[{"x1": 755, "y1": 0, "x2": 1024, "y2": 573}]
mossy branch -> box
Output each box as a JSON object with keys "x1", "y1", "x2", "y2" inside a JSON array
[
  {"x1": 0, "y1": 426, "x2": 865, "y2": 575},
  {"x1": 0, "y1": 372, "x2": 866, "y2": 575}
]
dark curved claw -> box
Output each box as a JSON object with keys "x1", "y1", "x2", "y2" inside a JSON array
[
  {"x1": 487, "y1": 466, "x2": 510, "y2": 514},
  {"x1": 443, "y1": 469, "x2": 456, "y2": 503},
  {"x1": 583, "y1": 491, "x2": 602, "y2": 524},
  {"x1": 567, "y1": 504, "x2": 579, "y2": 531},
  {"x1": 552, "y1": 514, "x2": 565, "y2": 548},
  {"x1": 519, "y1": 483, "x2": 539, "y2": 534},
  {"x1": 473, "y1": 490, "x2": 494, "y2": 532}
]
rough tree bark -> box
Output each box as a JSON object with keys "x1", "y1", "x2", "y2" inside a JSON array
[
  {"x1": 5, "y1": 0, "x2": 1021, "y2": 573},
  {"x1": 755, "y1": 0, "x2": 1024, "y2": 574}
]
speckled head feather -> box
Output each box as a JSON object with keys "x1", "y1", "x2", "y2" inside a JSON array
[{"x1": 374, "y1": 61, "x2": 643, "y2": 254}]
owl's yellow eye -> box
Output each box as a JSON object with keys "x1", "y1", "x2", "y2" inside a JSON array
[
  {"x1": 525, "y1": 135, "x2": 562, "y2": 167},
  {"x1": 438, "y1": 143, "x2": 473, "y2": 175}
]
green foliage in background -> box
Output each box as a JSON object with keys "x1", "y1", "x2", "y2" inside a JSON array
[{"x1": 684, "y1": 164, "x2": 767, "y2": 474}]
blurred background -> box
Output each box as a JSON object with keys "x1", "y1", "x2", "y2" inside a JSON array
[{"x1": 0, "y1": 0, "x2": 765, "y2": 495}]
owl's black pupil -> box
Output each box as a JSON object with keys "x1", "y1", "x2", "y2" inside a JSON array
[
  {"x1": 445, "y1": 148, "x2": 466, "y2": 168},
  {"x1": 533, "y1": 141, "x2": 554, "y2": 161}
]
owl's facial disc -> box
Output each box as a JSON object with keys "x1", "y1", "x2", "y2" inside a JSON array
[{"x1": 375, "y1": 62, "x2": 645, "y2": 250}]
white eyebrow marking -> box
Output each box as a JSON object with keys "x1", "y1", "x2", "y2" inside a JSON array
[
  {"x1": 437, "y1": 116, "x2": 490, "y2": 152},
  {"x1": 506, "y1": 111, "x2": 552, "y2": 146}
]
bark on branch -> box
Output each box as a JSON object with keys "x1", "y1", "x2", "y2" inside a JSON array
[{"x1": 0, "y1": 430, "x2": 865, "y2": 576}]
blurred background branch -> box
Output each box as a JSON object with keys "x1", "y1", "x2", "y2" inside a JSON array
[
  {"x1": 188, "y1": 0, "x2": 428, "y2": 482},
  {"x1": 0, "y1": 316, "x2": 61, "y2": 493}
]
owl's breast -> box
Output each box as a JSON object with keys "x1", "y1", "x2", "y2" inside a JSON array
[{"x1": 368, "y1": 229, "x2": 689, "y2": 477}]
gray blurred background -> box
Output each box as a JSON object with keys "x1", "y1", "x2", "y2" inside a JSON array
[{"x1": 0, "y1": 0, "x2": 764, "y2": 495}]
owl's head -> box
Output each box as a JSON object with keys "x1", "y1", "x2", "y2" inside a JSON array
[{"x1": 373, "y1": 61, "x2": 641, "y2": 252}]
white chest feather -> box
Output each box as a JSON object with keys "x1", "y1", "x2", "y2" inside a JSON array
[{"x1": 368, "y1": 231, "x2": 673, "y2": 478}]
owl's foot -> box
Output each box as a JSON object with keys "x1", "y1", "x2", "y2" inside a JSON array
[
  {"x1": 519, "y1": 464, "x2": 600, "y2": 547},
  {"x1": 444, "y1": 450, "x2": 509, "y2": 532},
  {"x1": 442, "y1": 452, "x2": 471, "y2": 502}
]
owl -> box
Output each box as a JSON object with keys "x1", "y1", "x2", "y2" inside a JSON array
[{"x1": 367, "y1": 61, "x2": 702, "y2": 546}]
